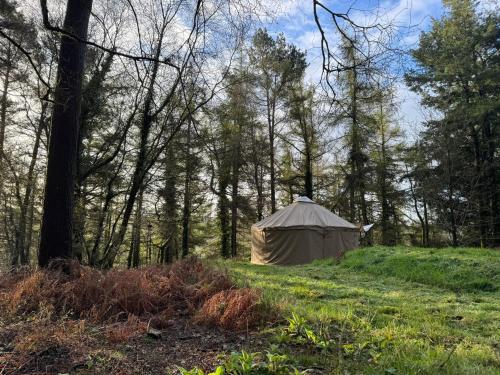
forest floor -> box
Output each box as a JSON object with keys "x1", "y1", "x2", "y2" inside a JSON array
[
  {"x1": 0, "y1": 315, "x2": 260, "y2": 374},
  {"x1": 221, "y1": 246, "x2": 500, "y2": 374},
  {"x1": 0, "y1": 259, "x2": 265, "y2": 374},
  {"x1": 0, "y1": 246, "x2": 498, "y2": 374}
]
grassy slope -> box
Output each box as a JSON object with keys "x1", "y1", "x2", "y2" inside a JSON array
[{"x1": 221, "y1": 246, "x2": 500, "y2": 374}]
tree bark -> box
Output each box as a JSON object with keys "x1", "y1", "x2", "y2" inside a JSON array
[
  {"x1": 16, "y1": 101, "x2": 47, "y2": 264},
  {"x1": 445, "y1": 146, "x2": 458, "y2": 247},
  {"x1": 267, "y1": 91, "x2": 277, "y2": 213},
  {"x1": 0, "y1": 44, "x2": 11, "y2": 197},
  {"x1": 230, "y1": 113, "x2": 242, "y2": 257},
  {"x1": 481, "y1": 118, "x2": 497, "y2": 246},
  {"x1": 181, "y1": 120, "x2": 191, "y2": 258},
  {"x1": 423, "y1": 196, "x2": 430, "y2": 246},
  {"x1": 251, "y1": 123, "x2": 264, "y2": 221},
  {"x1": 378, "y1": 116, "x2": 391, "y2": 246},
  {"x1": 127, "y1": 186, "x2": 143, "y2": 268},
  {"x1": 88, "y1": 168, "x2": 118, "y2": 266},
  {"x1": 348, "y1": 64, "x2": 358, "y2": 224},
  {"x1": 219, "y1": 191, "x2": 230, "y2": 258},
  {"x1": 301, "y1": 108, "x2": 313, "y2": 200},
  {"x1": 407, "y1": 171, "x2": 426, "y2": 247},
  {"x1": 163, "y1": 145, "x2": 178, "y2": 263},
  {"x1": 38, "y1": 0, "x2": 93, "y2": 267},
  {"x1": 25, "y1": 178, "x2": 37, "y2": 262},
  {"x1": 230, "y1": 146, "x2": 240, "y2": 257}
]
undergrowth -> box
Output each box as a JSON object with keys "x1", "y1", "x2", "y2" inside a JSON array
[
  {"x1": 179, "y1": 350, "x2": 306, "y2": 375},
  {"x1": 0, "y1": 257, "x2": 263, "y2": 329},
  {"x1": 0, "y1": 258, "x2": 265, "y2": 374}
]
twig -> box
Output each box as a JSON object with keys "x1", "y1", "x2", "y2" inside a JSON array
[
  {"x1": 0, "y1": 29, "x2": 51, "y2": 90},
  {"x1": 39, "y1": 0, "x2": 179, "y2": 69}
]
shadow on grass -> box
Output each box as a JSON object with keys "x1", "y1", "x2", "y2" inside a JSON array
[{"x1": 217, "y1": 246, "x2": 500, "y2": 374}]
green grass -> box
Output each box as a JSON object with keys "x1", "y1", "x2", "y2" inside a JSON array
[{"x1": 218, "y1": 246, "x2": 500, "y2": 374}]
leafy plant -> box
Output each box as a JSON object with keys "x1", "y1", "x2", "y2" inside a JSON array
[
  {"x1": 178, "y1": 366, "x2": 225, "y2": 375},
  {"x1": 224, "y1": 350, "x2": 257, "y2": 374},
  {"x1": 342, "y1": 336, "x2": 394, "y2": 364},
  {"x1": 285, "y1": 313, "x2": 308, "y2": 337},
  {"x1": 178, "y1": 350, "x2": 306, "y2": 375},
  {"x1": 282, "y1": 313, "x2": 334, "y2": 351}
]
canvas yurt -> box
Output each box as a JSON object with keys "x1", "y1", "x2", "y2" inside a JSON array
[{"x1": 251, "y1": 197, "x2": 359, "y2": 265}]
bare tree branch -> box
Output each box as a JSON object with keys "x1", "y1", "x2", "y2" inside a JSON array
[
  {"x1": 39, "y1": 0, "x2": 180, "y2": 69},
  {"x1": 0, "y1": 29, "x2": 51, "y2": 90}
]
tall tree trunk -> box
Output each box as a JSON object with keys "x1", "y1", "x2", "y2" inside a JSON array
[
  {"x1": 25, "y1": 178, "x2": 37, "y2": 262},
  {"x1": 303, "y1": 119, "x2": 313, "y2": 199},
  {"x1": 230, "y1": 121, "x2": 242, "y2": 257},
  {"x1": 446, "y1": 147, "x2": 458, "y2": 247},
  {"x1": 0, "y1": 44, "x2": 11, "y2": 175},
  {"x1": 163, "y1": 145, "x2": 178, "y2": 263},
  {"x1": 423, "y1": 196, "x2": 430, "y2": 246},
  {"x1": 88, "y1": 173, "x2": 117, "y2": 266},
  {"x1": 230, "y1": 187, "x2": 238, "y2": 257},
  {"x1": 358, "y1": 160, "x2": 369, "y2": 225},
  {"x1": 301, "y1": 105, "x2": 314, "y2": 200},
  {"x1": 17, "y1": 101, "x2": 47, "y2": 264},
  {"x1": 349, "y1": 160, "x2": 355, "y2": 223},
  {"x1": 348, "y1": 63, "x2": 358, "y2": 224},
  {"x1": 304, "y1": 153, "x2": 313, "y2": 199},
  {"x1": 0, "y1": 44, "x2": 11, "y2": 214},
  {"x1": 355, "y1": 137, "x2": 370, "y2": 243},
  {"x1": 482, "y1": 119, "x2": 497, "y2": 246},
  {"x1": 255, "y1": 165, "x2": 264, "y2": 221},
  {"x1": 219, "y1": 191, "x2": 230, "y2": 258},
  {"x1": 101, "y1": 26, "x2": 165, "y2": 268},
  {"x1": 267, "y1": 92, "x2": 276, "y2": 213},
  {"x1": 127, "y1": 186, "x2": 143, "y2": 268},
  {"x1": 406, "y1": 167, "x2": 427, "y2": 247},
  {"x1": 230, "y1": 157, "x2": 240, "y2": 257},
  {"x1": 464, "y1": 85, "x2": 486, "y2": 247},
  {"x1": 379, "y1": 125, "x2": 390, "y2": 245},
  {"x1": 38, "y1": 0, "x2": 93, "y2": 267},
  {"x1": 181, "y1": 120, "x2": 191, "y2": 258},
  {"x1": 380, "y1": 178, "x2": 389, "y2": 245},
  {"x1": 346, "y1": 48, "x2": 370, "y2": 242},
  {"x1": 410, "y1": 181, "x2": 425, "y2": 245},
  {"x1": 251, "y1": 129, "x2": 264, "y2": 221},
  {"x1": 485, "y1": 121, "x2": 499, "y2": 246},
  {"x1": 269, "y1": 138, "x2": 276, "y2": 213},
  {"x1": 103, "y1": 115, "x2": 150, "y2": 268},
  {"x1": 217, "y1": 163, "x2": 230, "y2": 258},
  {"x1": 72, "y1": 185, "x2": 86, "y2": 261}
]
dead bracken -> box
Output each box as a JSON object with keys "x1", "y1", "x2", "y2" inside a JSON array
[{"x1": 0, "y1": 258, "x2": 264, "y2": 374}]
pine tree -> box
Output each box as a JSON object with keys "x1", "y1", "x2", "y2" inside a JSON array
[{"x1": 406, "y1": 0, "x2": 499, "y2": 246}]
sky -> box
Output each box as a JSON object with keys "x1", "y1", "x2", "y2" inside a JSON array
[
  {"x1": 262, "y1": 0, "x2": 448, "y2": 134},
  {"x1": 18, "y1": 0, "x2": 448, "y2": 134}
]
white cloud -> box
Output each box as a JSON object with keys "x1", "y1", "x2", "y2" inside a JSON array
[{"x1": 394, "y1": 82, "x2": 427, "y2": 140}]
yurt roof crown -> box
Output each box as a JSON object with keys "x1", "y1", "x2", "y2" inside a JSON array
[{"x1": 253, "y1": 196, "x2": 357, "y2": 229}]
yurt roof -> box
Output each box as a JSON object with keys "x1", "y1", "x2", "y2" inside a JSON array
[{"x1": 253, "y1": 196, "x2": 357, "y2": 229}]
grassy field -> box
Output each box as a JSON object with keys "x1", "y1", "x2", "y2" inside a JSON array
[{"x1": 220, "y1": 246, "x2": 500, "y2": 374}]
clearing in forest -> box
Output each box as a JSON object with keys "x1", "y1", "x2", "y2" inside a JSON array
[
  {"x1": 0, "y1": 246, "x2": 498, "y2": 374},
  {"x1": 223, "y1": 246, "x2": 500, "y2": 374}
]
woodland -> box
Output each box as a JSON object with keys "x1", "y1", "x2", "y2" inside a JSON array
[
  {"x1": 0, "y1": 0, "x2": 498, "y2": 268},
  {"x1": 0, "y1": 0, "x2": 498, "y2": 374}
]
